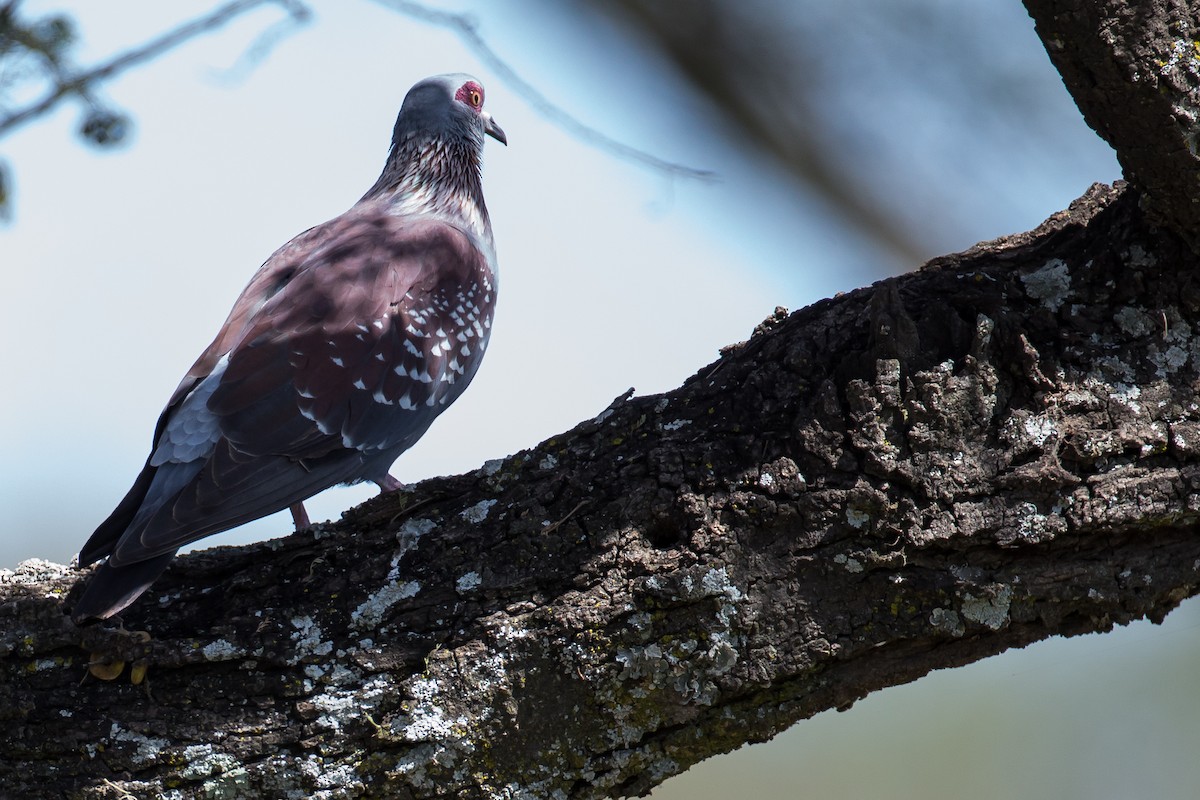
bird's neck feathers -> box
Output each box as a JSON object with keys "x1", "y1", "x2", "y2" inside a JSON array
[{"x1": 363, "y1": 132, "x2": 492, "y2": 241}]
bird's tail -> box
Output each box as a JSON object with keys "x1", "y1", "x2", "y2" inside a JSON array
[{"x1": 71, "y1": 552, "x2": 177, "y2": 624}]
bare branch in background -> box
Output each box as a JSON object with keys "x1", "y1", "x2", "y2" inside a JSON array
[
  {"x1": 209, "y1": 0, "x2": 311, "y2": 85},
  {"x1": 585, "y1": 0, "x2": 1112, "y2": 269},
  {"x1": 0, "y1": 0, "x2": 307, "y2": 139},
  {"x1": 591, "y1": 0, "x2": 933, "y2": 267},
  {"x1": 367, "y1": 0, "x2": 716, "y2": 183},
  {"x1": 0, "y1": 0, "x2": 310, "y2": 218}
]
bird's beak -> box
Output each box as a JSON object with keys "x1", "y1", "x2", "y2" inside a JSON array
[{"x1": 483, "y1": 112, "x2": 507, "y2": 146}]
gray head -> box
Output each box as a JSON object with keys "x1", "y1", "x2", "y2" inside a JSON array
[
  {"x1": 364, "y1": 73, "x2": 505, "y2": 236},
  {"x1": 390, "y1": 73, "x2": 506, "y2": 152}
]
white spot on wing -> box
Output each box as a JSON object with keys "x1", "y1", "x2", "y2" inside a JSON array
[{"x1": 299, "y1": 405, "x2": 334, "y2": 435}]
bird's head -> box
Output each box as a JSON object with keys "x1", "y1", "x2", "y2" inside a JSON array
[
  {"x1": 368, "y1": 73, "x2": 505, "y2": 223},
  {"x1": 392, "y1": 73, "x2": 507, "y2": 151}
]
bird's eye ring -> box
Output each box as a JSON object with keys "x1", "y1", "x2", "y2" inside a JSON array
[{"x1": 456, "y1": 82, "x2": 485, "y2": 109}]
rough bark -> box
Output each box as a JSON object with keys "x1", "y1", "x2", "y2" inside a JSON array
[
  {"x1": 1024, "y1": 0, "x2": 1200, "y2": 247},
  {"x1": 5, "y1": 3, "x2": 1200, "y2": 799}
]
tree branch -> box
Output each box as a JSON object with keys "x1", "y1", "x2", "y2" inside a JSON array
[
  {"x1": 1023, "y1": 0, "x2": 1200, "y2": 249},
  {"x1": 5, "y1": 180, "x2": 1200, "y2": 798},
  {"x1": 589, "y1": 0, "x2": 934, "y2": 265},
  {"x1": 0, "y1": 0, "x2": 308, "y2": 139}
]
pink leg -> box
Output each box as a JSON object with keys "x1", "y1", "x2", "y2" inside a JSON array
[
  {"x1": 374, "y1": 474, "x2": 405, "y2": 493},
  {"x1": 289, "y1": 502, "x2": 311, "y2": 530}
]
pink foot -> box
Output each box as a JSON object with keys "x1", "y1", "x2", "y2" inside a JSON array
[
  {"x1": 289, "y1": 502, "x2": 311, "y2": 530},
  {"x1": 374, "y1": 474, "x2": 406, "y2": 493}
]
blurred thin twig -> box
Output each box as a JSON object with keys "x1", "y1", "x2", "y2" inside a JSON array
[
  {"x1": 210, "y1": 0, "x2": 311, "y2": 84},
  {"x1": 368, "y1": 0, "x2": 716, "y2": 182}
]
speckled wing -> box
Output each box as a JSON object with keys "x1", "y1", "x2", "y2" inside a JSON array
[
  {"x1": 81, "y1": 207, "x2": 496, "y2": 568},
  {"x1": 214, "y1": 213, "x2": 495, "y2": 459}
]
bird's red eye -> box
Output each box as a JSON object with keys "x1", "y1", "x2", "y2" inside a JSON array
[{"x1": 457, "y1": 82, "x2": 484, "y2": 109}]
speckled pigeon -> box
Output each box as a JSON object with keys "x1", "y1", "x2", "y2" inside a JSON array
[{"x1": 71, "y1": 74, "x2": 506, "y2": 623}]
